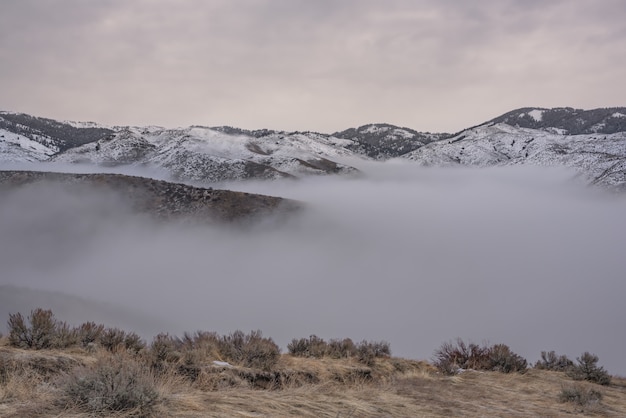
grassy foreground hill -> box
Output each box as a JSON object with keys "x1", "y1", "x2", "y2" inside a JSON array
[{"x1": 1, "y1": 310, "x2": 626, "y2": 417}]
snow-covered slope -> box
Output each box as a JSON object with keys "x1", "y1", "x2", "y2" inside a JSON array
[
  {"x1": 0, "y1": 128, "x2": 57, "y2": 162},
  {"x1": 486, "y1": 107, "x2": 626, "y2": 135},
  {"x1": 0, "y1": 111, "x2": 113, "y2": 154},
  {"x1": 403, "y1": 123, "x2": 626, "y2": 190},
  {"x1": 51, "y1": 126, "x2": 360, "y2": 182},
  {"x1": 2, "y1": 108, "x2": 626, "y2": 190}
]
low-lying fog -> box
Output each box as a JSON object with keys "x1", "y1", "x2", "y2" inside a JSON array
[{"x1": 1, "y1": 161, "x2": 625, "y2": 375}]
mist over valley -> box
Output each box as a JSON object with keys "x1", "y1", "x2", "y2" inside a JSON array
[{"x1": 1, "y1": 157, "x2": 624, "y2": 375}]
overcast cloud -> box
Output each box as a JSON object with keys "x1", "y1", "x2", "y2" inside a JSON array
[
  {"x1": 1, "y1": 0, "x2": 625, "y2": 132},
  {"x1": 1, "y1": 164, "x2": 625, "y2": 375}
]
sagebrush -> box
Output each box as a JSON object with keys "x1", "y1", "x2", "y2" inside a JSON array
[
  {"x1": 433, "y1": 339, "x2": 527, "y2": 375},
  {"x1": 567, "y1": 352, "x2": 611, "y2": 385},
  {"x1": 287, "y1": 334, "x2": 390, "y2": 365},
  {"x1": 61, "y1": 353, "x2": 160, "y2": 416},
  {"x1": 535, "y1": 350, "x2": 573, "y2": 371}
]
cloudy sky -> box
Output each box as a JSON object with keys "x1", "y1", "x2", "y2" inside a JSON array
[{"x1": 1, "y1": 0, "x2": 625, "y2": 132}]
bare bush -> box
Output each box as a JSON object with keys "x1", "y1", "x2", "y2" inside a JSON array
[
  {"x1": 559, "y1": 383, "x2": 603, "y2": 407},
  {"x1": 489, "y1": 344, "x2": 527, "y2": 373},
  {"x1": 75, "y1": 322, "x2": 105, "y2": 348},
  {"x1": 433, "y1": 339, "x2": 527, "y2": 375},
  {"x1": 288, "y1": 336, "x2": 389, "y2": 364},
  {"x1": 567, "y1": 352, "x2": 611, "y2": 385},
  {"x1": 181, "y1": 331, "x2": 220, "y2": 354},
  {"x1": 328, "y1": 338, "x2": 357, "y2": 359},
  {"x1": 7, "y1": 309, "x2": 65, "y2": 349},
  {"x1": 99, "y1": 327, "x2": 127, "y2": 352},
  {"x1": 52, "y1": 321, "x2": 79, "y2": 349},
  {"x1": 149, "y1": 333, "x2": 182, "y2": 373},
  {"x1": 61, "y1": 354, "x2": 159, "y2": 416},
  {"x1": 534, "y1": 351, "x2": 573, "y2": 371},
  {"x1": 124, "y1": 331, "x2": 147, "y2": 354},
  {"x1": 218, "y1": 330, "x2": 280, "y2": 371},
  {"x1": 7, "y1": 310, "x2": 107, "y2": 350},
  {"x1": 287, "y1": 335, "x2": 330, "y2": 358},
  {"x1": 356, "y1": 340, "x2": 391, "y2": 366},
  {"x1": 433, "y1": 339, "x2": 491, "y2": 374},
  {"x1": 98, "y1": 328, "x2": 146, "y2": 354}
]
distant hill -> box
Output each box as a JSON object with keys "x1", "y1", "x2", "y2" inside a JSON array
[
  {"x1": 0, "y1": 170, "x2": 298, "y2": 222},
  {"x1": 1, "y1": 107, "x2": 625, "y2": 190},
  {"x1": 486, "y1": 107, "x2": 626, "y2": 135}
]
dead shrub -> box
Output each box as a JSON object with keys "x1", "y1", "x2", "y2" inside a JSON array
[
  {"x1": 559, "y1": 383, "x2": 603, "y2": 407},
  {"x1": 535, "y1": 350, "x2": 574, "y2": 371},
  {"x1": 8, "y1": 309, "x2": 58, "y2": 349},
  {"x1": 149, "y1": 333, "x2": 182, "y2": 373},
  {"x1": 124, "y1": 331, "x2": 147, "y2": 354},
  {"x1": 76, "y1": 322, "x2": 105, "y2": 348},
  {"x1": 433, "y1": 339, "x2": 491, "y2": 374},
  {"x1": 52, "y1": 321, "x2": 79, "y2": 349},
  {"x1": 489, "y1": 344, "x2": 528, "y2": 373},
  {"x1": 356, "y1": 340, "x2": 391, "y2": 366},
  {"x1": 60, "y1": 353, "x2": 160, "y2": 416},
  {"x1": 181, "y1": 331, "x2": 220, "y2": 356},
  {"x1": 218, "y1": 330, "x2": 280, "y2": 371},
  {"x1": 287, "y1": 335, "x2": 330, "y2": 358},
  {"x1": 99, "y1": 327, "x2": 126, "y2": 352},
  {"x1": 99, "y1": 328, "x2": 146, "y2": 354},
  {"x1": 567, "y1": 352, "x2": 611, "y2": 385},
  {"x1": 7, "y1": 309, "x2": 101, "y2": 350},
  {"x1": 288, "y1": 336, "x2": 389, "y2": 364},
  {"x1": 433, "y1": 339, "x2": 527, "y2": 375},
  {"x1": 328, "y1": 338, "x2": 357, "y2": 359}
]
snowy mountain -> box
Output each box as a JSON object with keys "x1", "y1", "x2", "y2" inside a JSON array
[
  {"x1": 1, "y1": 108, "x2": 626, "y2": 190},
  {"x1": 51, "y1": 125, "x2": 358, "y2": 182},
  {"x1": 333, "y1": 123, "x2": 445, "y2": 159},
  {"x1": 486, "y1": 107, "x2": 626, "y2": 135},
  {"x1": 403, "y1": 122, "x2": 626, "y2": 190},
  {"x1": 0, "y1": 111, "x2": 113, "y2": 158}
]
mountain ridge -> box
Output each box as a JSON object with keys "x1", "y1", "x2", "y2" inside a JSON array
[
  {"x1": 0, "y1": 170, "x2": 298, "y2": 222},
  {"x1": 1, "y1": 107, "x2": 625, "y2": 190}
]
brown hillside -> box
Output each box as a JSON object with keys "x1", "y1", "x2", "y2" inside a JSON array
[
  {"x1": 1, "y1": 335, "x2": 626, "y2": 417},
  {"x1": 0, "y1": 170, "x2": 299, "y2": 222}
]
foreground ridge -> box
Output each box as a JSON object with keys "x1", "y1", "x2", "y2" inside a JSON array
[{"x1": 1, "y1": 308, "x2": 626, "y2": 417}]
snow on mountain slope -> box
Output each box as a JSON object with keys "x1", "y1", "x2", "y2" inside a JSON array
[
  {"x1": 0, "y1": 128, "x2": 57, "y2": 162},
  {"x1": 0, "y1": 111, "x2": 114, "y2": 153},
  {"x1": 52, "y1": 126, "x2": 360, "y2": 182},
  {"x1": 487, "y1": 107, "x2": 626, "y2": 135},
  {"x1": 403, "y1": 123, "x2": 626, "y2": 190},
  {"x1": 2, "y1": 108, "x2": 626, "y2": 189}
]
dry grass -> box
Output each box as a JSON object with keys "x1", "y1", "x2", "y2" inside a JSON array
[
  {"x1": 2, "y1": 345, "x2": 626, "y2": 417},
  {"x1": 160, "y1": 368, "x2": 626, "y2": 417}
]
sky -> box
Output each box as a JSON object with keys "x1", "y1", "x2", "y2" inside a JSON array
[
  {"x1": 1, "y1": 0, "x2": 625, "y2": 133},
  {"x1": 1, "y1": 162, "x2": 626, "y2": 375}
]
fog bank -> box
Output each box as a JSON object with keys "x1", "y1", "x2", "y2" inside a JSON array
[{"x1": 1, "y1": 163, "x2": 625, "y2": 375}]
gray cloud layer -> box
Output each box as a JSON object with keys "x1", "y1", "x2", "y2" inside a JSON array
[
  {"x1": 1, "y1": 164, "x2": 625, "y2": 374},
  {"x1": 1, "y1": 0, "x2": 625, "y2": 131}
]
